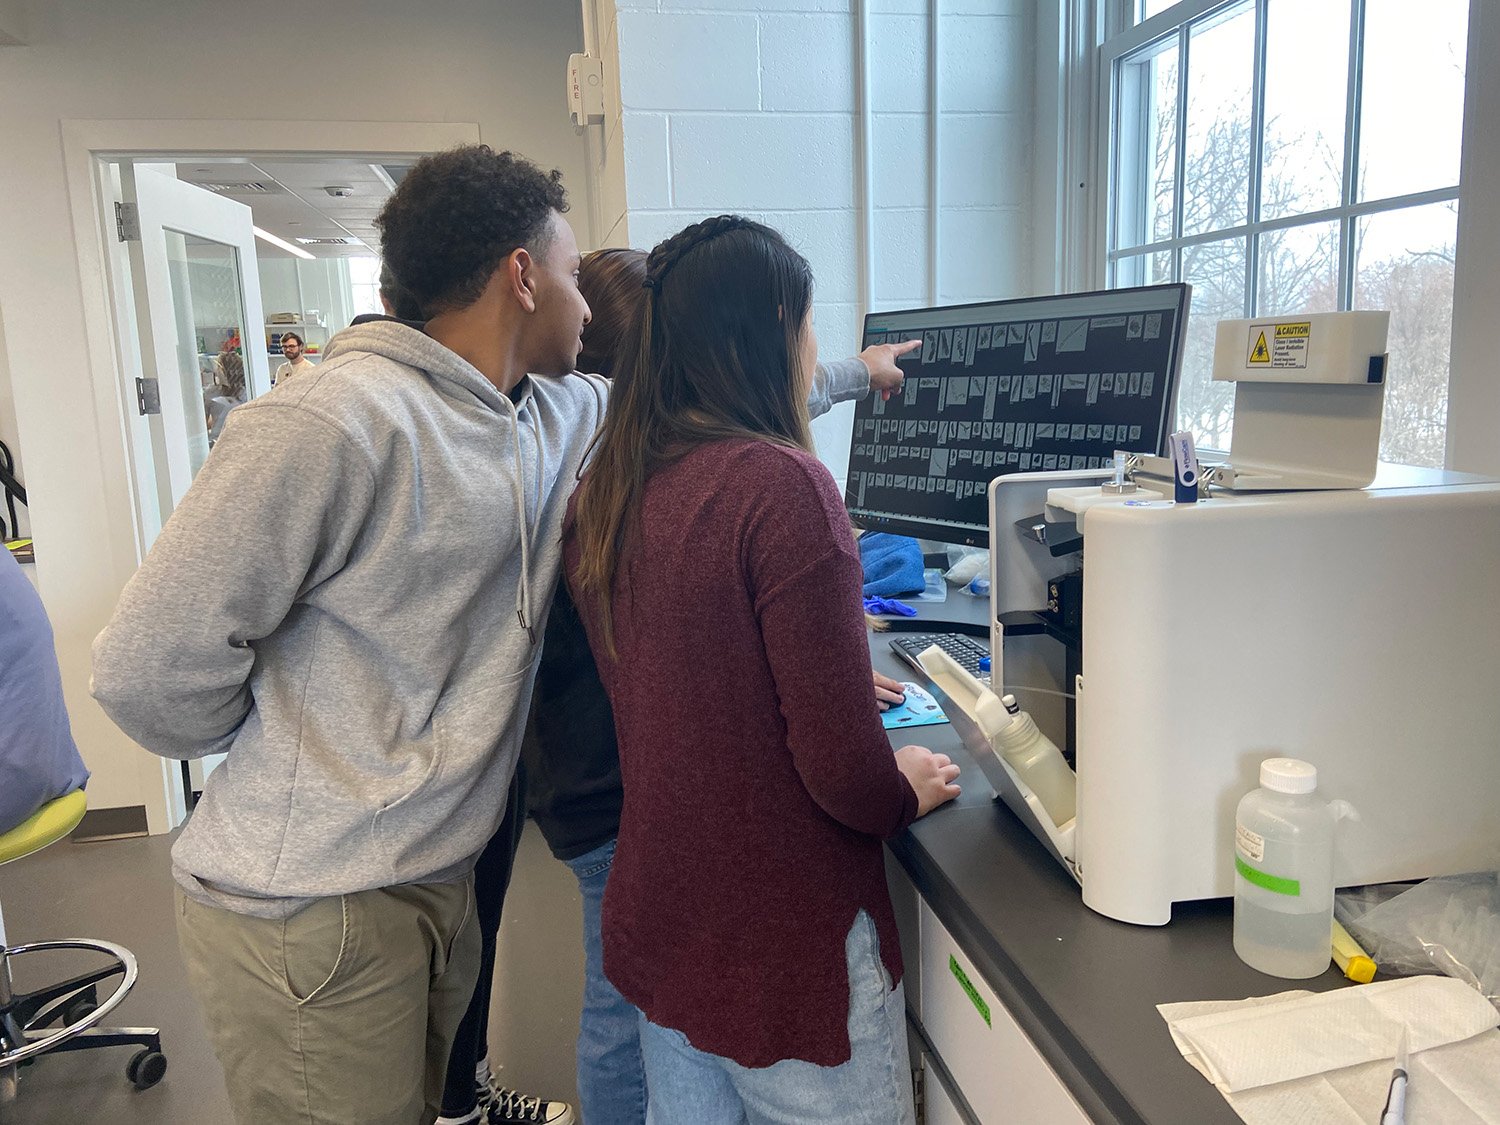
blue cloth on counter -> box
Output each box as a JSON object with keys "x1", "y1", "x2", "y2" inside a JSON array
[
  {"x1": 862, "y1": 596, "x2": 917, "y2": 617},
  {"x1": 857, "y1": 533, "x2": 926, "y2": 597}
]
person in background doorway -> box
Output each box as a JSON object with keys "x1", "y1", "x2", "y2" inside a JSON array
[
  {"x1": 91, "y1": 144, "x2": 607, "y2": 1125},
  {"x1": 270, "y1": 330, "x2": 314, "y2": 385},
  {"x1": 206, "y1": 348, "x2": 247, "y2": 445},
  {"x1": 0, "y1": 549, "x2": 89, "y2": 836}
]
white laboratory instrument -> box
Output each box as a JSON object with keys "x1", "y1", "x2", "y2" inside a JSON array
[
  {"x1": 950, "y1": 464, "x2": 1500, "y2": 926},
  {"x1": 1209, "y1": 310, "x2": 1390, "y2": 490},
  {"x1": 906, "y1": 309, "x2": 1500, "y2": 926},
  {"x1": 960, "y1": 468, "x2": 1500, "y2": 924}
]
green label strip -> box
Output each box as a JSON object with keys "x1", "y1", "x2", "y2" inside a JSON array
[
  {"x1": 1236, "y1": 855, "x2": 1301, "y2": 896},
  {"x1": 949, "y1": 955, "x2": 991, "y2": 1027}
]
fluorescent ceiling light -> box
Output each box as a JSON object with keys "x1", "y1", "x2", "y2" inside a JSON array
[{"x1": 253, "y1": 226, "x2": 314, "y2": 260}]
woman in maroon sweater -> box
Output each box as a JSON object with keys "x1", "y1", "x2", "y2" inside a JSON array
[{"x1": 566, "y1": 216, "x2": 960, "y2": 1124}]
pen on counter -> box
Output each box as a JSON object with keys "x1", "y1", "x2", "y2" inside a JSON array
[{"x1": 1380, "y1": 1027, "x2": 1409, "y2": 1125}]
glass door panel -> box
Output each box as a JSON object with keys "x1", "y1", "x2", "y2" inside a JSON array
[{"x1": 163, "y1": 232, "x2": 252, "y2": 476}]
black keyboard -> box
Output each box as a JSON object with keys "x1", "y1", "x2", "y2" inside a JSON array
[{"x1": 888, "y1": 632, "x2": 990, "y2": 680}]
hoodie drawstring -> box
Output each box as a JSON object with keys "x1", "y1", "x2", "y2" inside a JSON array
[{"x1": 499, "y1": 393, "x2": 542, "y2": 646}]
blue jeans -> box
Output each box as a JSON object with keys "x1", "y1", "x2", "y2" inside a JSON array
[
  {"x1": 564, "y1": 838, "x2": 647, "y2": 1125},
  {"x1": 638, "y1": 911, "x2": 915, "y2": 1125}
]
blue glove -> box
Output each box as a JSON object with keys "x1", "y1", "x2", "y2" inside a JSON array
[{"x1": 863, "y1": 595, "x2": 917, "y2": 617}]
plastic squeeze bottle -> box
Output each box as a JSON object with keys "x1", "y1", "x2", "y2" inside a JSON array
[
  {"x1": 1233, "y1": 758, "x2": 1337, "y2": 978},
  {"x1": 993, "y1": 695, "x2": 1076, "y2": 827}
]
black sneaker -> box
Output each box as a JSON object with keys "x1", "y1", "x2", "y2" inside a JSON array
[{"x1": 478, "y1": 1078, "x2": 575, "y2": 1125}]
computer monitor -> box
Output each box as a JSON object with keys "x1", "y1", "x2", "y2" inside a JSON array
[{"x1": 845, "y1": 284, "x2": 1191, "y2": 546}]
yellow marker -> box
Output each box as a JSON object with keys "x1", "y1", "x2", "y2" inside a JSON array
[{"x1": 1332, "y1": 919, "x2": 1377, "y2": 983}]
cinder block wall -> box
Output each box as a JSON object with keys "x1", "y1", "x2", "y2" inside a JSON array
[{"x1": 610, "y1": 0, "x2": 1037, "y2": 482}]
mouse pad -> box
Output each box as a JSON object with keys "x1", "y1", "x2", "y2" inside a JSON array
[{"x1": 880, "y1": 682, "x2": 950, "y2": 730}]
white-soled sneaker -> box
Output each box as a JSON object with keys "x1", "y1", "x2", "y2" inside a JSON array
[{"x1": 479, "y1": 1078, "x2": 576, "y2": 1125}]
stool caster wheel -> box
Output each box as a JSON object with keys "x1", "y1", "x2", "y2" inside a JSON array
[
  {"x1": 126, "y1": 1048, "x2": 167, "y2": 1090},
  {"x1": 62, "y1": 995, "x2": 98, "y2": 1026}
]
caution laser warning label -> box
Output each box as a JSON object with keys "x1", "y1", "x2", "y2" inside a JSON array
[{"x1": 1248, "y1": 321, "x2": 1310, "y2": 368}]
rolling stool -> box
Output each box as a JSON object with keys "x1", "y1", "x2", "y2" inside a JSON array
[{"x1": 0, "y1": 790, "x2": 166, "y2": 1105}]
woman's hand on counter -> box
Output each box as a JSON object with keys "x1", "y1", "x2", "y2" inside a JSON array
[
  {"x1": 874, "y1": 671, "x2": 906, "y2": 711},
  {"x1": 894, "y1": 745, "x2": 962, "y2": 817}
]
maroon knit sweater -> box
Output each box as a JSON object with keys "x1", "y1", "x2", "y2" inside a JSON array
[{"x1": 563, "y1": 439, "x2": 919, "y2": 1068}]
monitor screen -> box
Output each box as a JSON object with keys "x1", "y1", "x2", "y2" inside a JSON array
[{"x1": 845, "y1": 284, "x2": 1191, "y2": 546}]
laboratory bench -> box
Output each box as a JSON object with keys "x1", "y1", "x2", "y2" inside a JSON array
[{"x1": 872, "y1": 595, "x2": 1349, "y2": 1124}]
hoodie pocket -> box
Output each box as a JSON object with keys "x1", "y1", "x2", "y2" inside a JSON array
[{"x1": 372, "y1": 668, "x2": 530, "y2": 884}]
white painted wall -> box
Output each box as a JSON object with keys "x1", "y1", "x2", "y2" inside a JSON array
[
  {"x1": 257, "y1": 258, "x2": 302, "y2": 324},
  {"x1": 0, "y1": 0, "x2": 591, "y2": 814},
  {"x1": 582, "y1": 0, "x2": 632, "y2": 249},
  {"x1": 0, "y1": 0, "x2": 23, "y2": 44},
  {"x1": 1447, "y1": 0, "x2": 1500, "y2": 476},
  {"x1": 610, "y1": 0, "x2": 1037, "y2": 484}
]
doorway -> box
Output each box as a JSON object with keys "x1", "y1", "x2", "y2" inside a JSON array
[
  {"x1": 72, "y1": 120, "x2": 480, "y2": 832},
  {"x1": 110, "y1": 156, "x2": 403, "y2": 541},
  {"x1": 105, "y1": 155, "x2": 411, "y2": 810}
]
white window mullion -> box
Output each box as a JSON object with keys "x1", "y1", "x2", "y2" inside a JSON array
[
  {"x1": 1245, "y1": 0, "x2": 1269, "y2": 315},
  {"x1": 1171, "y1": 21, "x2": 1190, "y2": 282},
  {"x1": 1337, "y1": 0, "x2": 1367, "y2": 311}
]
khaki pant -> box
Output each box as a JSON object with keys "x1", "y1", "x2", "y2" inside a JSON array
[{"x1": 176, "y1": 879, "x2": 480, "y2": 1125}]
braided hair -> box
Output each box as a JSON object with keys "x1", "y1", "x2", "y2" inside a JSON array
[
  {"x1": 640, "y1": 214, "x2": 754, "y2": 293},
  {"x1": 571, "y1": 214, "x2": 816, "y2": 658}
]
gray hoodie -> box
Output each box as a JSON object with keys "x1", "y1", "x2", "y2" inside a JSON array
[{"x1": 92, "y1": 320, "x2": 869, "y2": 917}]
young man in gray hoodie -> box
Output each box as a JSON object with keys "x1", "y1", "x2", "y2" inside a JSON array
[
  {"x1": 91, "y1": 147, "x2": 895, "y2": 1125},
  {"x1": 92, "y1": 147, "x2": 610, "y2": 1125}
]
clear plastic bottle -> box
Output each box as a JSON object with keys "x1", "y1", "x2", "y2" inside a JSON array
[
  {"x1": 1233, "y1": 758, "x2": 1336, "y2": 979},
  {"x1": 994, "y1": 695, "x2": 1076, "y2": 827}
]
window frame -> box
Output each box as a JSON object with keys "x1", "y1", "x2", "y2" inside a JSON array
[{"x1": 1090, "y1": 0, "x2": 1471, "y2": 461}]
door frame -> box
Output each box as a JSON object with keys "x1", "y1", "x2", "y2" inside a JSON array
[{"x1": 62, "y1": 119, "x2": 481, "y2": 834}]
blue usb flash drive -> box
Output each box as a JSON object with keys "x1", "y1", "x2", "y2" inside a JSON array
[{"x1": 1168, "y1": 430, "x2": 1200, "y2": 504}]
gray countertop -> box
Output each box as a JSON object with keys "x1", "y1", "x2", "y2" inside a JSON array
[{"x1": 871, "y1": 594, "x2": 1349, "y2": 1125}]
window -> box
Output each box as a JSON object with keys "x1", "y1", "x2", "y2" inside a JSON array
[
  {"x1": 1106, "y1": 0, "x2": 1468, "y2": 465},
  {"x1": 348, "y1": 256, "x2": 385, "y2": 319}
]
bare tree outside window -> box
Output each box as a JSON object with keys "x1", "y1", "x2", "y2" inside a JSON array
[{"x1": 1108, "y1": 0, "x2": 1466, "y2": 467}]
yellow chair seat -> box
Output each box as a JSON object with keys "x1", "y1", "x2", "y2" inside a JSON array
[{"x1": 0, "y1": 789, "x2": 87, "y2": 865}]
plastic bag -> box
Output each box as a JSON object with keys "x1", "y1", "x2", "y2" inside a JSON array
[
  {"x1": 1335, "y1": 872, "x2": 1500, "y2": 1011},
  {"x1": 942, "y1": 545, "x2": 989, "y2": 587},
  {"x1": 911, "y1": 567, "x2": 948, "y2": 602}
]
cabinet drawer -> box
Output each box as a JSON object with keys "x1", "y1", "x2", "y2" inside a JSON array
[
  {"x1": 922, "y1": 1052, "x2": 973, "y2": 1125},
  {"x1": 918, "y1": 901, "x2": 1090, "y2": 1124}
]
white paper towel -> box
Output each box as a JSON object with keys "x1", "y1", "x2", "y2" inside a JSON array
[{"x1": 1159, "y1": 977, "x2": 1500, "y2": 1123}]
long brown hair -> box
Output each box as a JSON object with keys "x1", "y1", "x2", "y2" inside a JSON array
[
  {"x1": 578, "y1": 248, "x2": 648, "y2": 377},
  {"x1": 571, "y1": 215, "x2": 816, "y2": 658}
]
